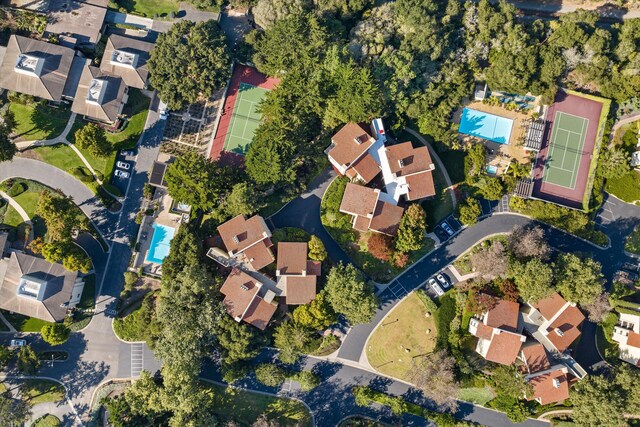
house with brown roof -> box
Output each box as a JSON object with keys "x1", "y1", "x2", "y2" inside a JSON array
[
  {"x1": 326, "y1": 122, "x2": 381, "y2": 184},
  {"x1": 216, "y1": 214, "x2": 274, "y2": 271},
  {"x1": 522, "y1": 292, "x2": 585, "y2": 354},
  {"x1": 0, "y1": 252, "x2": 85, "y2": 322},
  {"x1": 276, "y1": 242, "x2": 321, "y2": 305},
  {"x1": 0, "y1": 35, "x2": 75, "y2": 101},
  {"x1": 100, "y1": 34, "x2": 154, "y2": 89},
  {"x1": 378, "y1": 142, "x2": 436, "y2": 201},
  {"x1": 71, "y1": 65, "x2": 128, "y2": 124},
  {"x1": 612, "y1": 311, "x2": 640, "y2": 366},
  {"x1": 468, "y1": 296, "x2": 527, "y2": 365},
  {"x1": 339, "y1": 183, "x2": 404, "y2": 236},
  {"x1": 45, "y1": 0, "x2": 107, "y2": 46},
  {"x1": 519, "y1": 342, "x2": 570, "y2": 405},
  {"x1": 219, "y1": 268, "x2": 277, "y2": 330}
]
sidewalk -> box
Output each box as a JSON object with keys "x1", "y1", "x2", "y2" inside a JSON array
[{"x1": 0, "y1": 189, "x2": 34, "y2": 243}]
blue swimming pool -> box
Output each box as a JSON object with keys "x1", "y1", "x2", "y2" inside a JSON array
[
  {"x1": 459, "y1": 108, "x2": 514, "y2": 144},
  {"x1": 486, "y1": 165, "x2": 499, "y2": 174},
  {"x1": 146, "y1": 223, "x2": 175, "y2": 265}
]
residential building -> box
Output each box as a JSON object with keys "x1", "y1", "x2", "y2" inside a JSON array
[
  {"x1": 520, "y1": 342, "x2": 570, "y2": 405},
  {"x1": 468, "y1": 296, "x2": 527, "y2": 365},
  {"x1": 378, "y1": 142, "x2": 436, "y2": 201},
  {"x1": 216, "y1": 214, "x2": 275, "y2": 271},
  {"x1": 0, "y1": 35, "x2": 75, "y2": 101},
  {"x1": 100, "y1": 34, "x2": 154, "y2": 89},
  {"x1": 612, "y1": 311, "x2": 640, "y2": 366},
  {"x1": 276, "y1": 242, "x2": 321, "y2": 305},
  {"x1": 45, "y1": 0, "x2": 107, "y2": 46},
  {"x1": 522, "y1": 292, "x2": 585, "y2": 354},
  {"x1": 339, "y1": 183, "x2": 404, "y2": 236},
  {"x1": 219, "y1": 268, "x2": 277, "y2": 330},
  {"x1": 71, "y1": 65, "x2": 128, "y2": 124},
  {"x1": 0, "y1": 252, "x2": 85, "y2": 322},
  {"x1": 326, "y1": 122, "x2": 380, "y2": 184}
]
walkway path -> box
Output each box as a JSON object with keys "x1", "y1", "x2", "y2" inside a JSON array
[
  {"x1": 404, "y1": 127, "x2": 458, "y2": 207},
  {"x1": 14, "y1": 113, "x2": 77, "y2": 151},
  {"x1": 0, "y1": 189, "x2": 33, "y2": 242},
  {"x1": 610, "y1": 112, "x2": 640, "y2": 143},
  {"x1": 26, "y1": 402, "x2": 71, "y2": 427}
]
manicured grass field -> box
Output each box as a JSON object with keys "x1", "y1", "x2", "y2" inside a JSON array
[
  {"x1": 205, "y1": 382, "x2": 312, "y2": 426},
  {"x1": 458, "y1": 386, "x2": 495, "y2": 405},
  {"x1": 10, "y1": 103, "x2": 70, "y2": 141},
  {"x1": 32, "y1": 414, "x2": 61, "y2": 427},
  {"x1": 22, "y1": 379, "x2": 65, "y2": 404},
  {"x1": 366, "y1": 292, "x2": 437, "y2": 380},
  {"x1": 2, "y1": 205, "x2": 23, "y2": 227},
  {"x1": 0, "y1": 179, "x2": 48, "y2": 238},
  {"x1": 1, "y1": 309, "x2": 53, "y2": 332},
  {"x1": 605, "y1": 171, "x2": 640, "y2": 203},
  {"x1": 112, "y1": 0, "x2": 179, "y2": 17}
]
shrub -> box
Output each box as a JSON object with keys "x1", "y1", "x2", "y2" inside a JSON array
[
  {"x1": 458, "y1": 197, "x2": 481, "y2": 225},
  {"x1": 7, "y1": 182, "x2": 26, "y2": 197},
  {"x1": 367, "y1": 233, "x2": 393, "y2": 261},
  {"x1": 434, "y1": 294, "x2": 456, "y2": 349},
  {"x1": 41, "y1": 323, "x2": 71, "y2": 346},
  {"x1": 123, "y1": 271, "x2": 139, "y2": 291},
  {"x1": 290, "y1": 371, "x2": 321, "y2": 391},
  {"x1": 416, "y1": 289, "x2": 438, "y2": 313},
  {"x1": 254, "y1": 363, "x2": 286, "y2": 387}
]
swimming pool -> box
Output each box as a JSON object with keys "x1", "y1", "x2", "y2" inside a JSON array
[
  {"x1": 459, "y1": 108, "x2": 514, "y2": 144},
  {"x1": 146, "y1": 223, "x2": 175, "y2": 265},
  {"x1": 486, "y1": 165, "x2": 499, "y2": 174}
]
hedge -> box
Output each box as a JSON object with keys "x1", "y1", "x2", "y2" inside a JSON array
[{"x1": 7, "y1": 182, "x2": 26, "y2": 197}]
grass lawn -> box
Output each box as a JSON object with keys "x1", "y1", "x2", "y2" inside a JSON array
[
  {"x1": 205, "y1": 382, "x2": 312, "y2": 426},
  {"x1": 0, "y1": 179, "x2": 49, "y2": 238},
  {"x1": 10, "y1": 103, "x2": 71, "y2": 142},
  {"x1": 605, "y1": 171, "x2": 640, "y2": 203},
  {"x1": 32, "y1": 415, "x2": 61, "y2": 427},
  {"x1": 0, "y1": 382, "x2": 6, "y2": 393},
  {"x1": 366, "y1": 292, "x2": 437, "y2": 380},
  {"x1": 2, "y1": 205, "x2": 23, "y2": 227},
  {"x1": 22, "y1": 379, "x2": 65, "y2": 405},
  {"x1": 458, "y1": 386, "x2": 495, "y2": 405},
  {"x1": 0, "y1": 310, "x2": 53, "y2": 332},
  {"x1": 596, "y1": 312, "x2": 621, "y2": 365},
  {"x1": 12, "y1": 191, "x2": 39, "y2": 218},
  {"x1": 626, "y1": 225, "x2": 640, "y2": 255},
  {"x1": 69, "y1": 274, "x2": 96, "y2": 331},
  {"x1": 113, "y1": 0, "x2": 179, "y2": 17}
]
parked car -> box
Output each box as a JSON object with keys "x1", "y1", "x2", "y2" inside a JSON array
[
  {"x1": 428, "y1": 278, "x2": 444, "y2": 296},
  {"x1": 121, "y1": 149, "x2": 136, "y2": 157},
  {"x1": 441, "y1": 222, "x2": 454, "y2": 236},
  {"x1": 436, "y1": 273, "x2": 450, "y2": 289},
  {"x1": 114, "y1": 170, "x2": 130, "y2": 179},
  {"x1": 10, "y1": 339, "x2": 26, "y2": 347},
  {"x1": 159, "y1": 109, "x2": 169, "y2": 120},
  {"x1": 116, "y1": 161, "x2": 130, "y2": 170}
]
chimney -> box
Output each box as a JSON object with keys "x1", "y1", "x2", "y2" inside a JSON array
[
  {"x1": 554, "y1": 328, "x2": 564, "y2": 337},
  {"x1": 232, "y1": 235, "x2": 239, "y2": 244},
  {"x1": 398, "y1": 159, "x2": 405, "y2": 168},
  {"x1": 240, "y1": 284, "x2": 249, "y2": 291},
  {"x1": 552, "y1": 378, "x2": 561, "y2": 388}
]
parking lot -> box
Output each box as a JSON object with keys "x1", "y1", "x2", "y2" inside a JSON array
[
  {"x1": 110, "y1": 150, "x2": 137, "y2": 194},
  {"x1": 382, "y1": 265, "x2": 459, "y2": 301}
]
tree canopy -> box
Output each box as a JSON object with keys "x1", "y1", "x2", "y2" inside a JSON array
[
  {"x1": 324, "y1": 263, "x2": 376, "y2": 325},
  {"x1": 554, "y1": 253, "x2": 604, "y2": 305},
  {"x1": 75, "y1": 123, "x2": 111, "y2": 157}
]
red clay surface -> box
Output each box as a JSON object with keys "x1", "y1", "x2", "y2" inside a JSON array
[
  {"x1": 532, "y1": 91, "x2": 603, "y2": 209},
  {"x1": 208, "y1": 64, "x2": 280, "y2": 163}
]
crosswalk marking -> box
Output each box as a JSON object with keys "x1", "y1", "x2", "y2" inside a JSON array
[
  {"x1": 131, "y1": 343, "x2": 143, "y2": 378},
  {"x1": 387, "y1": 282, "x2": 408, "y2": 299}
]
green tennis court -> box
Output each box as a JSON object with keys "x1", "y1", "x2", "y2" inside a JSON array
[
  {"x1": 223, "y1": 82, "x2": 270, "y2": 154},
  {"x1": 542, "y1": 111, "x2": 589, "y2": 189}
]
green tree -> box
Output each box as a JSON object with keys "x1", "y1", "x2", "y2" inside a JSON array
[
  {"x1": 273, "y1": 320, "x2": 318, "y2": 364},
  {"x1": 222, "y1": 182, "x2": 261, "y2": 219},
  {"x1": 491, "y1": 365, "x2": 533, "y2": 398},
  {"x1": 555, "y1": 253, "x2": 604, "y2": 305},
  {"x1": 164, "y1": 151, "x2": 233, "y2": 212},
  {"x1": 600, "y1": 148, "x2": 631, "y2": 180},
  {"x1": 0, "y1": 391, "x2": 31, "y2": 426},
  {"x1": 17, "y1": 345, "x2": 40, "y2": 374},
  {"x1": 213, "y1": 314, "x2": 263, "y2": 364},
  {"x1": 0, "y1": 345, "x2": 11, "y2": 370},
  {"x1": 148, "y1": 20, "x2": 231, "y2": 109},
  {"x1": 307, "y1": 235, "x2": 327, "y2": 261},
  {"x1": 74, "y1": 123, "x2": 111, "y2": 157},
  {"x1": 0, "y1": 124, "x2": 16, "y2": 162},
  {"x1": 474, "y1": 176, "x2": 505, "y2": 200},
  {"x1": 509, "y1": 258, "x2": 554, "y2": 303},
  {"x1": 62, "y1": 251, "x2": 92, "y2": 273},
  {"x1": 291, "y1": 370, "x2": 321, "y2": 391},
  {"x1": 36, "y1": 191, "x2": 87, "y2": 242},
  {"x1": 254, "y1": 363, "x2": 286, "y2": 387},
  {"x1": 458, "y1": 198, "x2": 481, "y2": 225},
  {"x1": 292, "y1": 290, "x2": 337, "y2": 330},
  {"x1": 245, "y1": 129, "x2": 296, "y2": 186},
  {"x1": 395, "y1": 204, "x2": 427, "y2": 253},
  {"x1": 571, "y1": 373, "x2": 627, "y2": 427},
  {"x1": 324, "y1": 263, "x2": 376, "y2": 325},
  {"x1": 41, "y1": 323, "x2": 71, "y2": 345},
  {"x1": 252, "y1": 0, "x2": 311, "y2": 29},
  {"x1": 161, "y1": 225, "x2": 203, "y2": 281}
]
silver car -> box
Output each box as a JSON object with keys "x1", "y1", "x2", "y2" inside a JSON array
[
  {"x1": 436, "y1": 273, "x2": 450, "y2": 289},
  {"x1": 428, "y1": 278, "x2": 444, "y2": 296},
  {"x1": 10, "y1": 339, "x2": 26, "y2": 347},
  {"x1": 114, "y1": 170, "x2": 130, "y2": 179},
  {"x1": 441, "y1": 222, "x2": 454, "y2": 236},
  {"x1": 116, "y1": 161, "x2": 130, "y2": 170}
]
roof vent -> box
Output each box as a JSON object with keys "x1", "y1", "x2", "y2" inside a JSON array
[
  {"x1": 232, "y1": 235, "x2": 239, "y2": 244},
  {"x1": 398, "y1": 159, "x2": 405, "y2": 168},
  {"x1": 552, "y1": 378, "x2": 561, "y2": 388},
  {"x1": 354, "y1": 136, "x2": 363, "y2": 145},
  {"x1": 240, "y1": 284, "x2": 249, "y2": 291},
  {"x1": 15, "y1": 54, "x2": 44, "y2": 77},
  {"x1": 110, "y1": 49, "x2": 139, "y2": 69},
  {"x1": 554, "y1": 328, "x2": 564, "y2": 337},
  {"x1": 86, "y1": 78, "x2": 108, "y2": 105}
]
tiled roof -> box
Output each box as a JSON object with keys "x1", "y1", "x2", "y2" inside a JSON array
[
  {"x1": 533, "y1": 292, "x2": 567, "y2": 320},
  {"x1": 528, "y1": 368, "x2": 569, "y2": 405},
  {"x1": 220, "y1": 269, "x2": 260, "y2": 319},
  {"x1": 218, "y1": 215, "x2": 271, "y2": 255},
  {"x1": 277, "y1": 242, "x2": 308, "y2": 275},
  {"x1": 328, "y1": 123, "x2": 375, "y2": 168},
  {"x1": 628, "y1": 331, "x2": 640, "y2": 348},
  {"x1": 339, "y1": 183, "x2": 379, "y2": 217},
  {"x1": 386, "y1": 143, "x2": 433, "y2": 177},
  {"x1": 474, "y1": 322, "x2": 494, "y2": 340},
  {"x1": 243, "y1": 240, "x2": 275, "y2": 271},
  {"x1": 285, "y1": 276, "x2": 317, "y2": 305},
  {"x1": 546, "y1": 304, "x2": 585, "y2": 353},
  {"x1": 306, "y1": 260, "x2": 321, "y2": 277},
  {"x1": 405, "y1": 171, "x2": 436, "y2": 201},
  {"x1": 353, "y1": 215, "x2": 371, "y2": 232},
  {"x1": 242, "y1": 297, "x2": 277, "y2": 330},
  {"x1": 484, "y1": 330, "x2": 525, "y2": 365},
  {"x1": 521, "y1": 342, "x2": 551, "y2": 373},
  {"x1": 350, "y1": 153, "x2": 381, "y2": 184},
  {"x1": 369, "y1": 201, "x2": 404, "y2": 236},
  {"x1": 485, "y1": 297, "x2": 519, "y2": 332}
]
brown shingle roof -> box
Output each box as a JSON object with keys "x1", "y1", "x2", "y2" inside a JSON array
[
  {"x1": 328, "y1": 123, "x2": 375, "y2": 168},
  {"x1": 353, "y1": 215, "x2": 371, "y2": 232},
  {"x1": 71, "y1": 65, "x2": 126, "y2": 123},
  {"x1": 534, "y1": 293, "x2": 567, "y2": 320},
  {"x1": 350, "y1": 153, "x2": 381, "y2": 184},
  {"x1": 243, "y1": 297, "x2": 277, "y2": 330},
  {"x1": 285, "y1": 276, "x2": 317, "y2": 305},
  {"x1": 277, "y1": 242, "x2": 308, "y2": 275},
  {"x1": 339, "y1": 183, "x2": 379, "y2": 217},
  {"x1": 386, "y1": 143, "x2": 433, "y2": 177},
  {"x1": 521, "y1": 342, "x2": 551, "y2": 373},
  {"x1": 218, "y1": 215, "x2": 271, "y2": 255},
  {"x1": 474, "y1": 322, "x2": 494, "y2": 340},
  {"x1": 100, "y1": 34, "x2": 154, "y2": 89},
  {"x1": 0, "y1": 35, "x2": 75, "y2": 101},
  {"x1": 546, "y1": 304, "x2": 585, "y2": 352},
  {"x1": 306, "y1": 260, "x2": 321, "y2": 277},
  {"x1": 220, "y1": 269, "x2": 260, "y2": 320},
  {"x1": 369, "y1": 200, "x2": 404, "y2": 236},
  {"x1": 485, "y1": 298, "x2": 519, "y2": 332},
  {"x1": 405, "y1": 171, "x2": 436, "y2": 201},
  {"x1": 628, "y1": 331, "x2": 640, "y2": 348},
  {"x1": 528, "y1": 368, "x2": 569, "y2": 405},
  {"x1": 46, "y1": 0, "x2": 107, "y2": 45},
  {"x1": 243, "y1": 240, "x2": 275, "y2": 271},
  {"x1": 484, "y1": 330, "x2": 525, "y2": 365}
]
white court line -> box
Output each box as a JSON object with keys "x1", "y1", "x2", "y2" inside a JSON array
[{"x1": 568, "y1": 117, "x2": 589, "y2": 189}]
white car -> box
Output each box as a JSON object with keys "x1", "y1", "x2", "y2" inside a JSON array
[
  {"x1": 10, "y1": 339, "x2": 26, "y2": 347},
  {"x1": 441, "y1": 222, "x2": 454, "y2": 236},
  {"x1": 436, "y1": 273, "x2": 450, "y2": 289},
  {"x1": 114, "y1": 170, "x2": 130, "y2": 179},
  {"x1": 159, "y1": 109, "x2": 169, "y2": 120},
  {"x1": 116, "y1": 161, "x2": 130, "y2": 170},
  {"x1": 121, "y1": 150, "x2": 135, "y2": 157},
  {"x1": 428, "y1": 278, "x2": 444, "y2": 296}
]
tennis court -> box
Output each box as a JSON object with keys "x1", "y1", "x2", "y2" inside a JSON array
[
  {"x1": 542, "y1": 111, "x2": 589, "y2": 190},
  {"x1": 222, "y1": 82, "x2": 269, "y2": 155}
]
